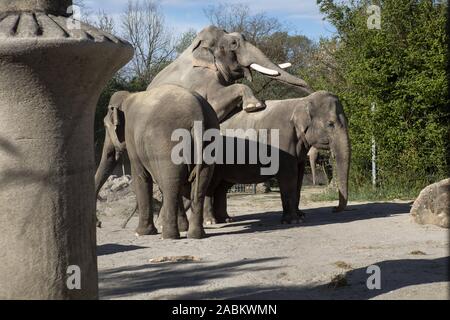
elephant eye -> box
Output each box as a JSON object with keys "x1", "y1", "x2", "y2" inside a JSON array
[
  {"x1": 230, "y1": 40, "x2": 239, "y2": 50},
  {"x1": 327, "y1": 121, "x2": 335, "y2": 128}
]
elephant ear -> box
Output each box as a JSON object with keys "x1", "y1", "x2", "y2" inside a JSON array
[
  {"x1": 192, "y1": 29, "x2": 218, "y2": 71},
  {"x1": 291, "y1": 101, "x2": 312, "y2": 158},
  {"x1": 104, "y1": 93, "x2": 128, "y2": 160}
]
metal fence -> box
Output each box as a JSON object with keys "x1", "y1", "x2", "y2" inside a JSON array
[{"x1": 228, "y1": 184, "x2": 257, "y2": 194}]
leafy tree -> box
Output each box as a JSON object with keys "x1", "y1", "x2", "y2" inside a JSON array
[{"x1": 316, "y1": 0, "x2": 449, "y2": 197}]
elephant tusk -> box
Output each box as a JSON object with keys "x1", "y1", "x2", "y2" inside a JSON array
[
  {"x1": 250, "y1": 63, "x2": 280, "y2": 76},
  {"x1": 278, "y1": 63, "x2": 292, "y2": 69}
]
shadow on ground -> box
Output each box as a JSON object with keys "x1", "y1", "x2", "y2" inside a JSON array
[
  {"x1": 99, "y1": 256, "x2": 449, "y2": 300},
  {"x1": 211, "y1": 202, "x2": 413, "y2": 237},
  {"x1": 99, "y1": 257, "x2": 283, "y2": 299},
  {"x1": 97, "y1": 244, "x2": 148, "y2": 256}
]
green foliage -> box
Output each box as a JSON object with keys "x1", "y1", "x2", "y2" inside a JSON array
[{"x1": 314, "y1": 0, "x2": 449, "y2": 198}]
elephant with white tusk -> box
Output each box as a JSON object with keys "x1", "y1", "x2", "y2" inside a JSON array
[
  {"x1": 148, "y1": 25, "x2": 313, "y2": 121},
  {"x1": 202, "y1": 91, "x2": 351, "y2": 225}
]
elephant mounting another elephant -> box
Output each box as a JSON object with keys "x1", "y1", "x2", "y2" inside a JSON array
[
  {"x1": 95, "y1": 25, "x2": 350, "y2": 238},
  {"x1": 148, "y1": 25, "x2": 313, "y2": 121}
]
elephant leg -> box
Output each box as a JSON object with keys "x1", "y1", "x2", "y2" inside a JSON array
[
  {"x1": 94, "y1": 133, "x2": 121, "y2": 228},
  {"x1": 159, "y1": 181, "x2": 182, "y2": 240},
  {"x1": 296, "y1": 161, "x2": 307, "y2": 221},
  {"x1": 189, "y1": 164, "x2": 213, "y2": 239},
  {"x1": 278, "y1": 167, "x2": 300, "y2": 224},
  {"x1": 177, "y1": 194, "x2": 189, "y2": 232},
  {"x1": 213, "y1": 182, "x2": 233, "y2": 223},
  {"x1": 203, "y1": 196, "x2": 217, "y2": 225},
  {"x1": 131, "y1": 162, "x2": 157, "y2": 236},
  {"x1": 203, "y1": 173, "x2": 221, "y2": 225},
  {"x1": 208, "y1": 84, "x2": 265, "y2": 121}
]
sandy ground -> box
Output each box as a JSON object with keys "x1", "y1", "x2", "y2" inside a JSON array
[{"x1": 97, "y1": 187, "x2": 449, "y2": 300}]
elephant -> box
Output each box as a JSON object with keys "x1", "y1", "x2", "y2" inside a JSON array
[
  {"x1": 202, "y1": 91, "x2": 351, "y2": 225},
  {"x1": 100, "y1": 85, "x2": 219, "y2": 239},
  {"x1": 95, "y1": 25, "x2": 313, "y2": 226},
  {"x1": 148, "y1": 25, "x2": 313, "y2": 122}
]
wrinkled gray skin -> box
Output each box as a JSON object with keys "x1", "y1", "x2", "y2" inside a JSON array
[
  {"x1": 99, "y1": 85, "x2": 218, "y2": 239},
  {"x1": 203, "y1": 91, "x2": 351, "y2": 225},
  {"x1": 95, "y1": 25, "x2": 312, "y2": 227},
  {"x1": 148, "y1": 25, "x2": 312, "y2": 121}
]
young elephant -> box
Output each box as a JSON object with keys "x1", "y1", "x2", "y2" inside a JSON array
[
  {"x1": 102, "y1": 85, "x2": 218, "y2": 239},
  {"x1": 204, "y1": 91, "x2": 351, "y2": 225}
]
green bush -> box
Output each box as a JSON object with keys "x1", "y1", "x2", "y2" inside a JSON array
[{"x1": 313, "y1": 0, "x2": 449, "y2": 200}]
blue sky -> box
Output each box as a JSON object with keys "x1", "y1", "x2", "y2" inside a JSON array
[{"x1": 84, "y1": 0, "x2": 336, "y2": 41}]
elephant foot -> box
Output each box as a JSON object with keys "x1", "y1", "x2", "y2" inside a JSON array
[
  {"x1": 332, "y1": 206, "x2": 346, "y2": 213},
  {"x1": 281, "y1": 217, "x2": 292, "y2": 224},
  {"x1": 243, "y1": 101, "x2": 265, "y2": 112},
  {"x1": 162, "y1": 227, "x2": 180, "y2": 240},
  {"x1": 188, "y1": 227, "x2": 206, "y2": 239},
  {"x1": 297, "y1": 210, "x2": 306, "y2": 222},
  {"x1": 204, "y1": 217, "x2": 217, "y2": 226},
  {"x1": 178, "y1": 216, "x2": 189, "y2": 232},
  {"x1": 281, "y1": 214, "x2": 302, "y2": 225},
  {"x1": 135, "y1": 224, "x2": 158, "y2": 236},
  {"x1": 216, "y1": 215, "x2": 234, "y2": 223}
]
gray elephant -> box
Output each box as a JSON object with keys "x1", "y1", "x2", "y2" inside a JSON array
[
  {"x1": 102, "y1": 85, "x2": 219, "y2": 239},
  {"x1": 148, "y1": 25, "x2": 313, "y2": 121},
  {"x1": 95, "y1": 25, "x2": 313, "y2": 226},
  {"x1": 203, "y1": 91, "x2": 351, "y2": 224}
]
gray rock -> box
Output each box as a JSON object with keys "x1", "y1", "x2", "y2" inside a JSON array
[
  {"x1": 411, "y1": 178, "x2": 450, "y2": 228},
  {"x1": 97, "y1": 175, "x2": 162, "y2": 215},
  {"x1": 110, "y1": 175, "x2": 132, "y2": 192}
]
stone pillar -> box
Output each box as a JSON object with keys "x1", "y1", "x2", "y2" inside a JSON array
[{"x1": 0, "y1": 0, "x2": 133, "y2": 299}]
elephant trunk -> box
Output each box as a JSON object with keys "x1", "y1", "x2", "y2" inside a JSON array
[
  {"x1": 95, "y1": 133, "x2": 120, "y2": 197},
  {"x1": 331, "y1": 127, "x2": 351, "y2": 212},
  {"x1": 240, "y1": 42, "x2": 313, "y2": 96}
]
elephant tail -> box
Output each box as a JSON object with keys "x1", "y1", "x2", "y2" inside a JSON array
[{"x1": 189, "y1": 120, "x2": 205, "y2": 204}]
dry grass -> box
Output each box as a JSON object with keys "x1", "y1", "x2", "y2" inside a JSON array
[
  {"x1": 334, "y1": 261, "x2": 353, "y2": 270},
  {"x1": 328, "y1": 274, "x2": 348, "y2": 289},
  {"x1": 149, "y1": 256, "x2": 202, "y2": 263},
  {"x1": 409, "y1": 250, "x2": 427, "y2": 255}
]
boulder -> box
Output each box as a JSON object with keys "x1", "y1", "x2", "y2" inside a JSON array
[
  {"x1": 97, "y1": 175, "x2": 162, "y2": 216},
  {"x1": 410, "y1": 178, "x2": 450, "y2": 228}
]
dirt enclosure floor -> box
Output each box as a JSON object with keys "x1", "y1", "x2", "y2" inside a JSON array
[{"x1": 97, "y1": 187, "x2": 449, "y2": 300}]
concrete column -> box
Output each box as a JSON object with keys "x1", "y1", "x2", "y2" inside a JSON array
[{"x1": 0, "y1": 0, "x2": 133, "y2": 299}]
